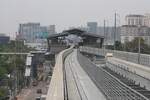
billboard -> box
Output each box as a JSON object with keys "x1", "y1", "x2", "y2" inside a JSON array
[{"x1": 34, "y1": 32, "x2": 49, "y2": 39}]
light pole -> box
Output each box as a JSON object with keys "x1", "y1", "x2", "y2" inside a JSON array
[
  {"x1": 114, "y1": 13, "x2": 117, "y2": 50},
  {"x1": 138, "y1": 26, "x2": 141, "y2": 64},
  {"x1": 104, "y1": 19, "x2": 106, "y2": 50}
]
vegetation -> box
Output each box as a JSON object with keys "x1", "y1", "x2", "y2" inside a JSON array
[
  {"x1": 106, "y1": 38, "x2": 150, "y2": 54},
  {"x1": 0, "y1": 40, "x2": 32, "y2": 52},
  {"x1": 0, "y1": 87, "x2": 8, "y2": 100},
  {"x1": 0, "y1": 40, "x2": 31, "y2": 99},
  {"x1": 122, "y1": 38, "x2": 150, "y2": 54}
]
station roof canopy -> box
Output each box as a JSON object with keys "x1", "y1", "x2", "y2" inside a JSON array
[{"x1": 48, "y1": 28, "x2": 104, "y2": 39}]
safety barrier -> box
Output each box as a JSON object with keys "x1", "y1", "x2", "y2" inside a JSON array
[
  {"x1": 46, "y1": 46, "x2": 74, "y2": 100},
  {"x1": 79, "y1": 46, "x2": 150, "y2": 67},
  {"x1": 107, "y1": 57, "x2": 150, "y2": 90}
]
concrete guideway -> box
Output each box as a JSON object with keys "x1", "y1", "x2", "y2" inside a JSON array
[
  {"x1": 64, "y1": 49, "x2": 106, "y2": 100},
  {"x1": 77, "y1": 51, "x2": 149, "y2": 100},
  {"x1": 65, "y1": 53, "x2": 85, "y2": 100},
  {"x1": 46, "y1": 46, "x2": 74, "y2": 100}
]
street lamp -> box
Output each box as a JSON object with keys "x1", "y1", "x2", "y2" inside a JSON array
[{"x1": 138, "y1": 25, "x2": 141, "y2": 64}]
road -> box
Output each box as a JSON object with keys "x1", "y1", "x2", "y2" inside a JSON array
[{"x1": 17, "y1": 81, "x2": 48, "y2": 100}]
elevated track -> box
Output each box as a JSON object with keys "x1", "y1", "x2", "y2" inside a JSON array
[{"x1": 46, "y1": 47, "x2": 150, "y2": 100}]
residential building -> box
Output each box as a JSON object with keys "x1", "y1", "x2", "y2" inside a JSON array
[
  {"x1": 121, "y1": 25, "x2": 150, "y2": 45},
  {"x1": 125, "y1": 14, "x2": 146, "y2": 26},
  {"x1": 121, "y1": 14, "x2": 150, "y2": 45},
  {"x1": 145, "y1": 13, "x2": 150, "y2": 27}
]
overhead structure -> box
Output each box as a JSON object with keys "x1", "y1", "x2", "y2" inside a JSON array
[{"x1": 47, "y1": 28, "x2": 104, "y2": 54}]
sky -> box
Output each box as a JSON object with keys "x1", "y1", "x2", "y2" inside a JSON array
[{"x1": 0, "y1": 0, "x2": 150, "y2": 37}]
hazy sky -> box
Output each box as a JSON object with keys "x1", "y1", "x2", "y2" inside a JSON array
[{"x1": 0, "y1": 0, "x2": 150, "y2": 37}]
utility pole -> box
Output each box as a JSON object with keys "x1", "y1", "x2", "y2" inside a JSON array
[
  {"x1": 114, "y1": 13, "x2": 117, "y2": 50},
  {"x1": 138, "y1": 26, "x2": 141, "y2": 64},
  {"x1": 104, "y1": 20, "x2": 106, "y2": 49},
  {"x1": 138, "y1": 37, "x2": 141, "y2": 64}
]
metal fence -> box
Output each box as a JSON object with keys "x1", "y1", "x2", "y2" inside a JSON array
[{"x1": 79, "y1": 46, "x2": 150, "y2": 67}]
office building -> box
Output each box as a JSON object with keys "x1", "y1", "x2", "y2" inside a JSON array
[
  {"x1": 18, "y1": 23, "x2": 54, "y2": 43},
  {"x1": 18, "y1": 23, "x2": 41, "y2": 43}
]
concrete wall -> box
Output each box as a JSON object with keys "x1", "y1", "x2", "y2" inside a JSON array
[{"x1": 79, "y1": 46, "x2": 150, "y2": 67}]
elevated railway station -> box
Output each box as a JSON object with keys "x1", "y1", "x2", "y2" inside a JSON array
[{"x1": 47, "y1": 28, "x2": 104, "y2": 54}]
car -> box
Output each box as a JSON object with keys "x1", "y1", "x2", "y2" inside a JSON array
[
  {"x1": 40, "y1": 95, "x2": 46, "y2": 100},
  {"x1": 37, "y1": 89, "x2": 42, "y2": 94},
  {"x1": 105, "y1": 53, "x2": 113, "y2": 57},
  {"x1": 32, "y1": 81, "x2": 38, "y2": 86},
  {"x1": 35, "y1": 97, "x2": 41, "y2": 100}
]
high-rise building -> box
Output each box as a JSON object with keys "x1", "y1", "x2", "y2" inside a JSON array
[
  {"x1": 18, "y1": 23, "x2": 54, "y2": 43},
  {"x1": 48, "y1": 25, "x2": 56, "y2": 35},
  {"x1": 18, "y1": 23, "x2": 41, "y2": 43},
  {"x1": 87, "y1": 22, "x2": 98, "y2": 34}
]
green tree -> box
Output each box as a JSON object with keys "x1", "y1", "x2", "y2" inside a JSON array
[
  {"x1": 0, "y1": 87, "x2": 8, "y2": 99},
  {"x1": 123, "y1": 37, "x2": 150, "y2": 54}
]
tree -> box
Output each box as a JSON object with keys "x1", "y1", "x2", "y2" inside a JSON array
[
  {"x1": 0, "y1": 87, "x2": 8, "y2": 99},
  {"x1": 123, "y1": 37, "x2": 150, "y2": 54},
  {"x1": 0, "y1": 40, "x2": 33, "y2": 98},
  {"x1": 115, "y1": 41, "x2": 123, "y2": 50}
]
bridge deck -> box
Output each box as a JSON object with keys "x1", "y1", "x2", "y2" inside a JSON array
[
  {"x1": 77, "y1": 51, "x2": 149, "y2": 100},
  {"x1": 64, "y1": 49, "x2": 106, "y2": 100}
]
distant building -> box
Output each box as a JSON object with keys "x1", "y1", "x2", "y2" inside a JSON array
[
  {"x1": 0, "y1": 34, "x2": 10, "y2": 44},
  {"x1": 18, "y1": 23, "x2": 41, "y2": 43},
  {"x1": 77, "y1": 26, "x2": 88, "y2": 32},
  {"x1": 125, "y1": 14, "x2": 146, "y2": 26},
  {"x1": 87, "y1": 22, "x2": 98, "y2": 34},
  {"x1": 48, "y1": 25, "x2": 56, "y2": 35},
  {"x1": 97, "y1": 27, "x2": 121, "y2": 45},
  {"x1": 145, "y1": 14, "x2": 150, "y2": 27},
  {"x1": 121, "y1": 25, "x2": 150, "y2": 45},
  {"x1": 18, "y1": 23, "x2": 55, "y2": 50},
  {"x1": 121, "y1": 14, "x2": 150, "y2": 45},
  {"x1": 18, "y1": 23, "x2": 54, "y2": 43}
]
